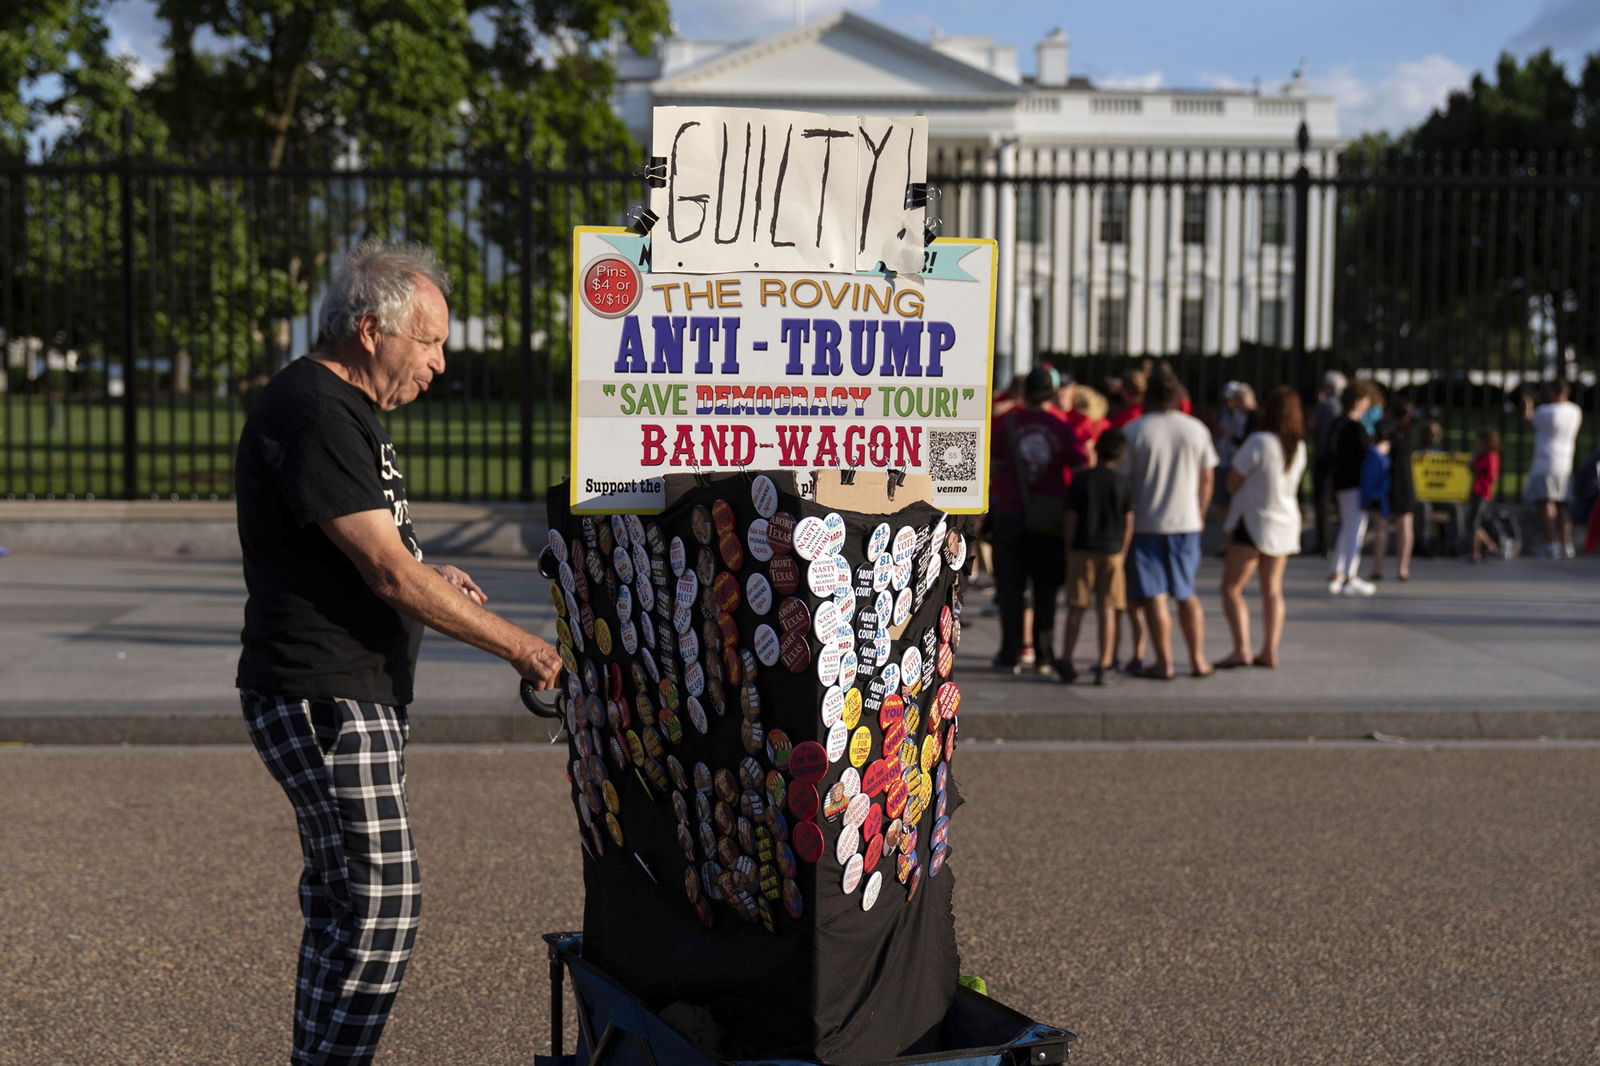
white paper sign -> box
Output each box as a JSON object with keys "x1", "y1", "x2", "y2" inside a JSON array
[{"x1": 649, "y1": 107, "x2": 927, "y2": 275}]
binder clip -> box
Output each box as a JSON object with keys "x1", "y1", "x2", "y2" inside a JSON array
[
  {"x1": 839, "y1": 468, "x2": 858, "y2": 486},
  {"x1": 625, "y1": 205, "x2": 658, "y2": 235},
  {"x1": 886, "y1": 468, "x2": 907, "y2": 500},
  {"x1": 923, "y1": 216, "x2": 943, "y2": 247},
  {"x1": 638, "y1": 157, "x2": 667, "y2": 188},
  {"x1": 904, "y1": 182, "x2": 933, "y2": 209}
]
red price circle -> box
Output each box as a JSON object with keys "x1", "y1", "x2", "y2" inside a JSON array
[{"x1": 581, "y1": 255, "x2": 643, "y2": 318}]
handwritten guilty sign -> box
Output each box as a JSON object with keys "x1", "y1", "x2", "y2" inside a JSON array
[
  {"x1": 649, "y1": 106, "x2": 929, "y2": 276},
  {"x1": 568, "y1": 227, "x2": 997, "y2": 514}
]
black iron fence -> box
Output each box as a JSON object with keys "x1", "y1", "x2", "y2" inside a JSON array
[{"x1": 3, "y1": 126, "x2": 1596, "y2": 501}]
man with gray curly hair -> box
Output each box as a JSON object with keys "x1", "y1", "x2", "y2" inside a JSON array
[{"x1": 234, "y1": 238, "x2": 561, "y2": 1065}]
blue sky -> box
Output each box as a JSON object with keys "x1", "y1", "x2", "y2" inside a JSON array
[{"x1": 102, "y1": 0, "x2": 1600, "y2": 137}]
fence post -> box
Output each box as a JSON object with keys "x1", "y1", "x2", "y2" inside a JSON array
[
  {"x1": 516, "y1": 119, "x2": 535, "y2": 502},
  {"x1": 1291, "y1": 120, "x2": 1312, "y2": 367},
  {"x1": 118, "y1": 109, "x2": 138, "y2": 499}
]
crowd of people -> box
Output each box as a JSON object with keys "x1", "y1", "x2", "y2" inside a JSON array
[{"x1": 986, "y1": 360, "x2": 1593, "y2": 684}]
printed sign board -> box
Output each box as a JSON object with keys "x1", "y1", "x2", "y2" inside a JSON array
[
  {"x1": 648, "y1": 107, "x2": 928, "y2": 276},
  {"x1": 569, "y1": 227, "x2": 996, "y2": 514},
  {"x1": 1412, "y1": 451, "x2": 1474, "y2": 503}
]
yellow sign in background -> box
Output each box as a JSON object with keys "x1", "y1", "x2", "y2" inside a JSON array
[{"x1": 1412, "y1": 452, "x2": 1473, "y2": 503}]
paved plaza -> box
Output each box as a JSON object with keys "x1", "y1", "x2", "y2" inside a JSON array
[{"x1": 0, "y1": 517, "x2": 1594, "y2": 744}]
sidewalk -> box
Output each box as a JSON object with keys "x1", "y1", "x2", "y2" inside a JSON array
[{"x1": 2, "y1": 538, "x2": 1594, "y2": 744}]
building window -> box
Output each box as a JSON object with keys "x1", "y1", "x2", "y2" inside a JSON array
[
  {"x1": 1262, "y1": 187, "x2": 1287, "y2": 245},
  {"x1": 1259, "y1": 298, "x2": 1285, "y2": 346},
  {"x1": 1181, "y1": 297, "x2": 1204, "y2": 352},
  {"x1": 1182, "y1": 189, "x2": 1206, "y2": 245},
  {"x1": 1097, "y1": 297, "x2": 1127, "y2": 355},
  {"x1": 1016, "y1": 183, "x2": 1044, "y2": 244},
  {"x1": 1099, "y1": 187, "x2": 1128, "y2": 244}
]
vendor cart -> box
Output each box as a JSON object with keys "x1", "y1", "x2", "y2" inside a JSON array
[{"x1": 535, "y1": 931, "x2": 1075, "y2": 1066}]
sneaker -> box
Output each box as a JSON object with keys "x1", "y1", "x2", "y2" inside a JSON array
[
  {"x1": 1343, "y1": 576, "x2": 1377, "y2": 596},
  {"x1": 1565, "y1": 543, "x2": 1577, "y2": 559},
  {"x1": 1327, "y1": 575, "x2": 1346, "y2": 595},
  {"x1": 1036, "y1": 660, "x2": 1058, "y2": 680},
  {"x1": 1019, "y1": 644, "x2": 1037, "y2": 666},
  {"x1": 1091, "y1": 665, "x2": 1122, "y2": 687}
]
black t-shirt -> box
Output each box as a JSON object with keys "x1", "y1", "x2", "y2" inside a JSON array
[
  {"x1": 1065, "y1": 467, "x2": 1133, "y2": 553},
  {"x1": 235, "y1": 357, "x2": 425, "y2": 705},
  {"x1": 1330, "y1": 416, "x2": 1371, "y2": 490}
]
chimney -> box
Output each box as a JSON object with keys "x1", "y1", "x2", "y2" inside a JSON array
[{"x1": 1036, "y1": 28, "x2": 1069, "y2": 87}]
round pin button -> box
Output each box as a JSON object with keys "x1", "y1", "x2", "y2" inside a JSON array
[
  {"x1": 766, "y1": 770, "x2": 788, "y2": 811},
  {"x1": 934, "y1": 681, "x2": 961, "y2": 722},
  {"x1": 778, "y1": 597, "x2": 811, "y2": 637},
  {"x1": 718, "y1": 528, "x2": 745, "y2": 572},
  {"x1": 820, "y1": 685, "x2": 846, "y2": 726},
  {"x1": 825, "y1": 719, "x2": 849, "y2": 763},
  {"x1": 906, "y1": 861, "x2": 923, "y2": 901},
  {"x1": 788, "y1": 741, "x2": 828, "y2": 784},
  {"x1": 835, "y1": 823, "x2": 860, "y2": 865},
  {"x1": 849, "y1": 725, "x2": 873, "y2": 767},
  {"x1": 753, "y1": 624, "x2": 781, "y2": 667},
  {"x1": 921, "y1": 733, "x2": 940, "y2": 773},
  {"x1": 747, "y1": 518, "x2": 774, "y2": 563},
  {"x1": 787, "y1": 782, "x2": 820, "y2": 820},
  {"x1": 841, "y1": 852, "x2": 864, "y2": 894},
  {"x1": 885, "y1": 777, "x2": 909, "y2": 819},
  {"x1": 842, "y1": 687, "x2": 863, "y2": 729},
  {"x1": 867, "y1": 522, "x2": 891, "y2": 559},
  {"x1": 766, "y1": 729, "x2": 794, "y2": 769},
  {"x1": 844, "y1": 791, "x2": 872, "y2": 830},
  {"x1": 812, "y1": 598, "x2": 840, "y2": 642},
  {"x1": 782, "y1": 877, "x2": 804, "y2": 919},
  {"x1": 746, "y1": 572, "x2": 773, "y2": 615},
  {"x1": 808, "y1": 555, "x2": 841, "y2": 597},
  {"x1": 862, "y1": 758, "x2": 892, "y2": 798},
  {"x1": 767, "y1": 511, "x2": 796, "y2": 556},
  {"x1": 861, "y1": 869, "x2": 883, "y2": 910},
  {"x1": 823, "y1": 781, "x2": 852, "y2": 821},
  {"x1": 822, "y1": 512, "x2": 847, "y2": 554},
  {"x1": 929, "y1": 843, "x2": 948, "y2": 878},
  {"x1": 793, "y1": 516, "x2": 828, "y2": 560},
  {"x1": 751, "y1": 474, "x2": 779, "y2": 517},
  {"x1": 779, "y1": 629, "x2": 812, "y2": 673},
  {"x1": 791, "y1": 819, "x2": 824, "y2": 864},
  {"x1": 669, "y1": 535, "x2": 687, "y2": 576},
  {"x1": 769, "y1": 555, "x2": 800, "y2": 595},
  {"x1": 816, "y1": 640, "x2": 841, "y2": 687},
  {"x1": 690, "y1": 505, "x2": 713, "y2": 545}
]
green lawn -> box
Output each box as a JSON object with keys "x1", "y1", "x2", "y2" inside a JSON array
[{"x1": 0, "y1": 394, "x2": 571, "y2": 500}]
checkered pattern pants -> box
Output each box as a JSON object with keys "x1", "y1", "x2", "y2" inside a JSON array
[{"x1": 242, "y1": 692, "x2": 421, "y2": 1066}]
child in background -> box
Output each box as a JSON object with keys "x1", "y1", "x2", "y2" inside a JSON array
[
  {"x1": 1059, "y1": 428, "x2": 1135, "y2": 685},
  {"x1": 1465, "y1": 428, "x2": 1502, "y2": 562}
]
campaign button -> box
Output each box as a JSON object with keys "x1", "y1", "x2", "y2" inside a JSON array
[
  {"x1": 766, "y1": 728, "x2": 794, "y2": 769},
  {"x1": 861, "y1": 758, "x2": 892, "y2": 798},
  {"x1": 906, "y1": 861, "x2": 923, "y2": 901},
  {"x1": 782, "y1": 877, "x2": 804, "y2": 919},
  {"x1": 860, "y1": 869, "x2": 883, "y2": 911},
  {"x1": 823, "y1": 781, "x2": 852, "y2": 821},
  {"x1": 751, "y1": 474, "x2": 779, "y2": 518},
  {"x1": 791, "y1": 819, "x2": 824, "y2": 864},
  {"x1": 642, "y1": 726, "x2": 666, "y2": 759},
  {"x1": 862, "y1": 800, "x2": 885, "y2": 841},
  {"x1": 718, "y1": 528, "x2": 745, "y2": 572},
  {"x1": 879, "y1": 691, "x2": 905, "y2": 732},
  {"x1": 715, "y1": 768, "x2": 739, "y2": 804},
  {"x1": 644, "y1": 757, "x2": 670, "y2": 792},
  {"x1": 899, "y1": 823, "x2": 919, "y2": 855},
  {"x1": 548, "y1": 528, "x2": 569, "y2": 564},
  {"x1": 885, "y1": 777, "x2": 908, "y2": 819},
  {"x1": 693, "y1": 761, "x2": 713, "y2": 793},
  {"x1": 753, "y1": 624, "x2": 781, "y2": 667},
  {"x1": 717, "y1": 835, "x2": 740, "y2": 869},
  {"x1": 759, "y1": 862, "x2": 781, "y2": 902},
  {"x1": 816, "y1": 641, "x2": 841, "y2": 687},
  {"x1": 678, "y1": 823, "x2": 697, "y2": 865},
  {"x1": 900, "y1": 645, "x2": 923, "y2": 685},
  {"x1": 862, "y1": 832, "x2": 884, "y2": 875},
  {"x1": 841, "y1": 852, "x2": 864, "y2": 894},
  {"x1": 842, "y1": 688, "x2": 864, "y2": 730},
  {"x1": 820, "y1": 685, "x2": 846, "y2": 726},
  {"x1": 849, "y1": 725, "x2": 873, "y2": 768},
  {"x1": 929, "y1": 843, "x2": 948, "y2": 878},
  {"x1": 684, "y1": 659, "x2": 706, "y2": 699},
  {"x1": 867, "y1": 522, "x2": 891, "y2": 559},
  {"x1": 767, "y1": 511, "x2": 797, "y2": 556},
  {"x1": 741, "y1": 717, "x2": 765, "y2": 755},
  {"x1": 765, "y1": 806, "x2": 790, "y2": 843},
  {"x1": 835, "y1": 823, "x2": 860, "y2": 865},
  {"x1": 723, "y1": 646, "x2": 744, "y2": 688},
  {"x1": 747, "y1": 518, "x2": 774, "y2": 563},
  {"x1": 711, "y1": 498, "x2": 736, "y2": 537},
  {"x1": 745, "y1": 572, "x2": 774, "y2": 616},
  {"x1": 936, "y1": 760, "x2": 949, "y2": 794},
  {"x1": 931, "y1": 815, "x2": 950, "y2": 851},
  {"x1": 883, "y1": 817, "x2": 903, "y2": 854},
  {"x1": 674, "y1": 570, "x2": 699, "y2": 613},
  {"x1": 936, "y1": 641, "x2": 954, "y2": 678},
  {"x1": 822, "y1": 512, "x2": 847, "y2": 554},
  {"x1": 825, "y1": 719, "x2": 849, "y2": 763},
  {"x1": 779, "y1": 629, "x2": 812, "y2": 673},
  {"x1": 623, "y1": 730, "x2": 645, "y2": 767},
  {"x1": 793, "y1": 516, "x2": 829, "y2": 560},
  {"x1": 921, "y1": 734, "x2": 940, "y2": 774},
  {"x1": 740, "y1": 681, "x2": 762, "y2": 718},
  {"x1": 896, "y1": 849, "x2": 915, "y2": 885},
  {"x1": 904, "y1": 790, "x2": 926, "y2": 829},
  {"x1": 696, "y1": 546, "x2": 716, "y2": 591},
  {"x1": 899, "y1": 743, "x2": 919, "y2": 775},
  {"x1": 880, "y1": 662, "x2": 901, "y2": 692},
  {"x1": 605, "y1": 812, "x2": 624, "y2": 847},
  {"x1": 776, "y1": 840, "x2": 798, "y2": 879},
  {"x1": 640, "y1": 612, "x2": 657, "y2": 651},
  {"x1": 934, "y1": 681, "x2": 961, "y2": 722},
  {"x1": 609, "y1": 514, "x2": 629, "y2": 549},
  {"x1": 669, "y1": 535, "x2": 687, "y2": 576},
  {"x1": 769, "y1": 555, "x2": 800, "y2": 595},
  {"x1": 939, "y1": 604, "x2": 954, "y2": 643},
  {"x1": 711, "y1": 570, "x2": 741, "y2": 615},
  {"x1": 844, "y1": 791, "x2": 872, "y2": 830},
  {"x1": 690, "y1": 505, "x2": 713, "y2": 545},
  {"x1": 738, "y1": 814, "x2": 758, "y2": 854},
  {"x1": 777, "y1": 596, "x2": 811, "y2": 637},
  {"x1": 892, "y1": 587, "x2": 913, "y2": 626},
  {"x1": 766, "y1": 770, "x2": 788, "y2": 811},
  {"x1": 807, "y1": 555, "x2": 841, "y2": 597},
  {"x1": 788, "y1": 740, "x2": 828, "y2": 784},
  {"x1": 838, "y1": 648, "x2": 859, "y2": 690},
  {"x1": 613, "y1": 543, "x2": 635, "y2": 586}
]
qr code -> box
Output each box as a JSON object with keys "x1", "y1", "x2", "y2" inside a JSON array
[{"x1": 929, "y1": 429, "x2": 978, "y2": 481}]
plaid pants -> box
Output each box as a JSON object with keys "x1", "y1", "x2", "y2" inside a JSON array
[{"x1": 242, "y1": 692, "x2": 421, "y2": 1066}]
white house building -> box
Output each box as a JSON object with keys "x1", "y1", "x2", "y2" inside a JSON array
[{"x1": 614, "y1": 12, "x2": 1343, "y2": 381}]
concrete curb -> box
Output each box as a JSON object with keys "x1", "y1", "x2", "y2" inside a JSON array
[{"x1": 0, "y1": 500, "x2": 550, "y2": 557}]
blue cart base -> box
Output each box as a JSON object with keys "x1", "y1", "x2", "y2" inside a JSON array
[{"x1": 536, "y1": 932, "x2": 1074, "y2": 1066}]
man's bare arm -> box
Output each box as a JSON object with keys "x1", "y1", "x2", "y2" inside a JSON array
[{"x1": 320, "y1": 509, "x2": 560, "y2": 687}]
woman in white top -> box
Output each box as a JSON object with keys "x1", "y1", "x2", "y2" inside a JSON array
[
  {"x1": 1522, "y1": 379, "x2": 1584, "y2": 557},
  {"x1": 1217, "y1": 386, "x2": 1307, "y2": 668}
]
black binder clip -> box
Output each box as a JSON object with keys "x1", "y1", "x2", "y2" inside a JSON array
[
  {"x1": 839, "y1": 468, "x2": 857, "y2": 486},
  {"x1": 905, "y1": 182, "x2": 932, "y2": 209},
  {"x1": 625, "y1": 205, "x2": 658, "y2": 235},
  {"x1": 886, "y1": 468, "x2": 906, "y2": 500},
  {"x1": 923, "y1": 216, "x2": 943, "y2": 247},
  {"x1": 638, "y1": 157, "x2": 667, "y2": 188},
  {"x1": 691, "y1": 465, "x2": 712, "y2": 489}
]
